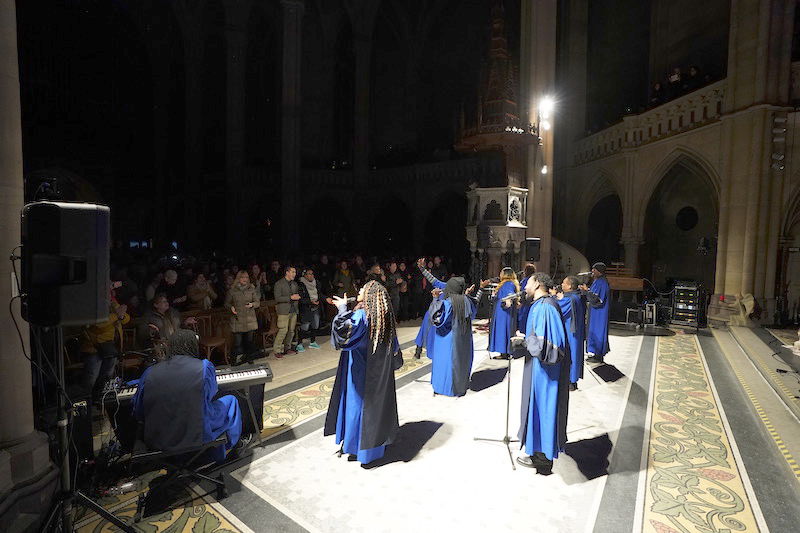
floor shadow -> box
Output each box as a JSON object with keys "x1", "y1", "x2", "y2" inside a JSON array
[
  {"x1": 564, "y1": 433, "x2": 613, "y2": 480},
  {"x1": 362, "y1": 421, "x2": 443, "y2": 469},
  {"x1": 469, "y1": 367, "x2": 508, "y2": 392},
  {"x1": 592, "y1": 363, "x2": 625, "y2": 383}
]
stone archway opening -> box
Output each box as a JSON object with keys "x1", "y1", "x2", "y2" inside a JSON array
[
  {"x1": 585, "y1": 194, "x2": 622, "y2": 265},
  {"x1": 641, "y1": 161, "x2": 718, "y2": 290},
  {"x1": 369, "y1": 196, "x2": 414, "y2": 257}
]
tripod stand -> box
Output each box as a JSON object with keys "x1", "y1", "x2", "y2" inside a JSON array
[
  {"x1": 474, "y1": 354, "x2": 519, "y2": 470},
  {"x1": 41, "y1": 326, "x2": 135, "y2": 533}
]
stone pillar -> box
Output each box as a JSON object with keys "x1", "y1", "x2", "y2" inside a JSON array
[
  {"x1": 281, "y1": 0, "x2": 304, "y2": 252},
  {"x1": 150, "y1": 53, "x2": 171, "y2": 248},
  {"x1": 708, "y1": 0, "x2": 796, "y2": 324},
  {"x1": 521, "y1": 0, "x2": 557, "y2": 274},
  {"x1": 621, "y1": 237, "x2": 643, "y2": 276},
  {"x1": 225, "y1": 0, "x2": 249, "y2": 254},
  {"x1": 0, "y1": 2, "x2": 57, "y2": 529},
  {"x1": 182, "y1": 19, "x2": 204, "y2": 250},
  {"x1": 553, "y1": 0, "x2": 587, "y2": 239}
]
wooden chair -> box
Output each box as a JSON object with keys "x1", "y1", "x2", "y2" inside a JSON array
[
  {"x1": 259, "y1": 303, "x2": 279, "y2": 350},
  {"x1": 192, "y1": 312, "x2": 230, "y2": 366}
]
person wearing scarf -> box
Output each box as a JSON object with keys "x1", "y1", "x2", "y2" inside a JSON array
[
  {"x1": 324, "y1": 281, "x2": 400, "y2": 465},
  {"x1": 418, "y1": 259, "x2": 488, "y2": 397}
]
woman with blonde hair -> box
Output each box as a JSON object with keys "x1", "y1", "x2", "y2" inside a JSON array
[
  {"x1": 225, "y1": 270, "x2": 261, "y2": 365},
  {"x1": 488, "y1": 267, "x2": 520, "y2": 360},
  {"x1": 324, "y1": 280, "x2": 400, "y2": 465}
]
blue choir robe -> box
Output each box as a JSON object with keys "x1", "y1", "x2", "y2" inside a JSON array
[
  {"x1": 518, "y1": 296, "x2": 570, "y2": 460},
  {"x1": 133, "y1": 356, "x2": 242, "y2": 462},
  {"x1": 415, "y1": 268, "x2": 447, "y2": 358},
  {"x1": 324, "y1": 305, "x2": 399, "y2": 464},
  {"x1": 557, "y1": 291, "x2": 586, "y2": 383},
  {"x1": 518, "y1": 276, "x2": 532, "y2": 334},
  {"x1": 428, "y1": 292, "x2": 480, "y2": 396},
  {"x1": 488, "y1": 282, "x2": 519, "y2": 354},
  {"x1": 586, "y1": 276, "x2": 611, "y2": 356}
]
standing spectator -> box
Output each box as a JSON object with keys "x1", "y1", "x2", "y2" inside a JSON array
[
  {"x1": 431, "y1": 256, "x2": 448, "y2": 280},
  {"x1": 225, "y1": 271, "x2": 261, "y2": 365},
  {"x1": 80, "y1": 286, "x2": 129, "y2": 396},
  {"x1": 297, "y1": 267, "x2": 331, "y2": 351},
  {"x1": 187, "y1": 272, "x2": 218, "y2": 311},
  {"x1": 352, "y1": 255, "x2": 366, "y2": 286},
  {"x1": 398, "y1": 261, "x2": 412, "y2": 321},
  {"x1": 316, "y1": 254, "x2": 334, "y2": 294},
  {"x1": 649, "y1": 81, "x2": 665, "y2": 107},
  {"x1": 385, "y1": 261, "x2": 403, "y2": 316},
  {"x1": 366, "y1": 262, "x2": 387, "y2": 286},
  {"x1": 683, "y1": 65, "x2": 701, "y2": 92},
  {"x1": 273, "y1": 266, "x2": 301, "y2": 358},
  {"x1": 249, "y1": 263, "x2": 267, "y2": 300},
  {"x1": 332, "y1": 260, "x2": 355, "y2": 297},
  {"x1": 264, "y1": 260, "x2": 282, "y2": 299},
  {"x1": 158, "y1": 269, "x2": 187, "y2": 310},
  {"x1": 667, "y1": 67, "x2": 683, "y2": 97},
  {"x1": 144, "y1": 272, "x2": 163, "y2": 303}
]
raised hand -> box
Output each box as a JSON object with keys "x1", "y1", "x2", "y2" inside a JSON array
[
  {"x1": 331, "y1": 294, "x2": 348, "y2": 307},
  {"x1": 417, "y1": 257, "x2": 426, "y2": 269},
  {"x1": 480, "y1": 279, "x2": 491, "y2": 289}
]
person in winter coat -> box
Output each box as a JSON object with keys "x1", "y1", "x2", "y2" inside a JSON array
[{"x1": 225, "y1": 271, "x2": 261, "y2": 364}]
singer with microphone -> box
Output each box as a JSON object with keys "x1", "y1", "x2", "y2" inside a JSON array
[{"x1": 488, "y1": 267, "x2": 521, "y2": 360}]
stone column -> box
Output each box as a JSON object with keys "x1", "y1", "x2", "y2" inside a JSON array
[
  {"x1": 225, "y1": 0, "x2": 249, "y2": 254},
  {"x1": 281, "y1": 0, "x2": 304, "y2": 252},
  {"x1": 620, "y1": 236, "x2": 643, "y2": 276},
  {"x1": 0, "y1": 2, "x2": 56, "y2": 529},
  {"x1": 182, "y1": 20, "x2": 204, "y2": 249},
  {"x1": 521, "y1": 0, "x2": 557, "y2": 274},
  {"x1": 708, "y1": 0, "x2": 796, "y2": 323}
]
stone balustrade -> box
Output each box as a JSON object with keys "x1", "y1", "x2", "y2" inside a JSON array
[{"x1": 573, "y1": 79, "x2": 726, "y2": 165}]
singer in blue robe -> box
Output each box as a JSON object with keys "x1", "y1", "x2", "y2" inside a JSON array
[
  {"x1": 488, "y1": 267, "x2": 520, "y2": 358},
  {"x1": 516, "y1": 274, "x2": 570, "y2": 472},
  {"x1": 324, "y1": 282, "x2": 399, "y2": 464},
  {"x1": 413, "y1": 261, "x2": 447, "y2": 359},
  {"x1": 557, "y1": 277, "x2": 587, "y2": 387},
  {"x1": 517, "y1": 264, "x2": 537, "y2": 334},
  {"x1": 428, "y1": 278, "x2": 484, "y2": 396},
  {"x1": 585, "y1": 263, "x2": 611, "y2": 363},
  {"x1": 133, "y1": 330, "x2": 242, "y2": 463}
]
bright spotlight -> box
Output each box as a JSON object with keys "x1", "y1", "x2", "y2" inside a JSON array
[
  {"x1": 541, "y1": 165, "x2": 548, "y2": 175},
  {"x1": 541, "y1": 120, "x2": 551, "y2": 131},
  {"x1": 539, "y1": 96, "x2": 555, "y2": 119}
]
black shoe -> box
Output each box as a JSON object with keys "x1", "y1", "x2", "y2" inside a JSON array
[
  {"x1": 229, "y1": 433, "x2": 253, "y2": 458},
  {"x1": 569, "y1": 382, "x2": 578, "y2": 391},
  {"x1": 516, "y1": 456, "x2": 535, "y2": 469},
  {"x1": 232, "y1": 354, "x2": 246, "y2": 366},
  {"x1": 414, "y1": 347, "x2": 422, "y2": 359},
  {"x1": 586, "y1": 355, "x2": 604, "y2": 364}
]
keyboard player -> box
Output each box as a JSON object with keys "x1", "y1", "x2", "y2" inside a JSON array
[{"x1": 132, "y1": 329, "x2": 249, "y2": 462}]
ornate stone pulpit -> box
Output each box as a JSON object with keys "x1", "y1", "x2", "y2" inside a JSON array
[{"x1": 466, "y1": 186, "x2": 528, "y2": 279}]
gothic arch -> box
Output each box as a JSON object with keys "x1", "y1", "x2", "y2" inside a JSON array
[
  {"x1": 573, "y1": 168, "x2": 623, "y2": 248},
  {"x1": 633, "y1": 145, "x2": 722, "y2": 237}
]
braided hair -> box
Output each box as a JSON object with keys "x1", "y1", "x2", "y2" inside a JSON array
[{"x1": 361, "y1": 280, "x2": 397, "y2": 354}]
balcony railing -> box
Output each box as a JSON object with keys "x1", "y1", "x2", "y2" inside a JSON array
[{"x1": 573, "y1": 79, "x2": 726, "y2": 165}]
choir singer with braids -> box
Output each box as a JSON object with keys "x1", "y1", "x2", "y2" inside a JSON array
[{"x1": 324, "y1": 281, "x2": 400, "y2": 465}]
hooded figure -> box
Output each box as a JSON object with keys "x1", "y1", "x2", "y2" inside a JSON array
[{"x1": 418, "y1": 264, "x2": 485, "y2": 397}]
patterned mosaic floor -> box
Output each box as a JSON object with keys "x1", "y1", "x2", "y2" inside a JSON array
[
  {"x1": 262, "y1": 355, "x2": 430, "y2": 440},
  {"x1": 641, "y1": 334, "x2": 762, "y2": 533},
  {"x1": 766, "y1": 327, "x2": 798, "y2": 347}
]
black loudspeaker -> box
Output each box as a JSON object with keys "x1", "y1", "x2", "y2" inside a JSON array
[
  {"x1": 21, "y1": 202, "x2": 110, "y2": 326},
  {"x1": 525, "y1": 237, "x2": 541, "y2": 262}
]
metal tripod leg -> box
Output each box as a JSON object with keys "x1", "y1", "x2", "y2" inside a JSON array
[{"x1": 473, "y1": 356, "x2": 518, "y2": 470}]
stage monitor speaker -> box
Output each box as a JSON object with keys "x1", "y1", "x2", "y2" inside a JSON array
[
  {"x1": 524, "y1": 237, "x2": 541, "y2": 262},
  {"x1": 21, "y1": 201, "x2": 110, "y2": 326}
]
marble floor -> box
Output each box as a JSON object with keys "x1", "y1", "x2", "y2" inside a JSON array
[{"x1": 76, "y1": 322, "x2": 800, "y2": 533}]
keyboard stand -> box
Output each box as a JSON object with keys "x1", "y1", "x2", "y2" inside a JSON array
[{"x1": 242, "y1": 388, "x2": 264, "y2": 446}]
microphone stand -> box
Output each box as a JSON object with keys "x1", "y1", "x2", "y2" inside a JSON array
[{"x1": 474, "y1": 335, "x2": 520, "y2": 470}]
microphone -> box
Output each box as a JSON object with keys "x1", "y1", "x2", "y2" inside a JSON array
[
  {"x1": 577, "y1": 271, "x2": 592, "y2": 276},
  {"x1": 501, "y1": 290, "x2": 525, "y2": 302}
]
